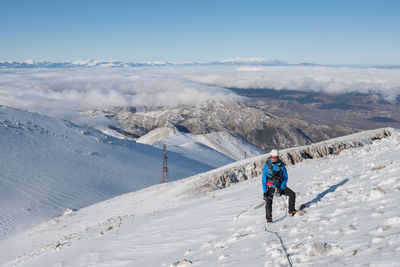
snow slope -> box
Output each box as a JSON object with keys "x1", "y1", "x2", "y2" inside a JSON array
[
  {"x1": 136, "y1": 127, "x2": 263, "y2": 163},
  {"x1": 0, "y1": 106, "x2": 229, "y2": 240},
  {"x1": 1, "y1": 128, "x2": 399, "y2": 266}
]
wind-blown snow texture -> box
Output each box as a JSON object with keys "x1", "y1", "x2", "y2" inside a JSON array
[
  {"x1": 1, "y1": 127, "x2": 399, "y2": 266},
  {"x1": 0, "y1": 105, "x2": 225, "y2": 239}
]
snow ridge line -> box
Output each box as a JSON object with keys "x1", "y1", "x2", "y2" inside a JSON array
[{"x1": 193, "y1": 128, "x2": 392, "y2": 192}]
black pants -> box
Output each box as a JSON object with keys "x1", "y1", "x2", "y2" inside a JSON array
[{"x1": 265, "y1": 187, "x2": 296, "y2": 218}]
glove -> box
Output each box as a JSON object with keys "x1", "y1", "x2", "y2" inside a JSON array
[
  {"x1": 278, "y1": 187, "x2": 284, "y2": 196},
  {"x1": 263, "y1": 192, "x2": 268, "y2": 200}
]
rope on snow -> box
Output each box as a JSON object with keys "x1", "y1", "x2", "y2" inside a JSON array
[{"x1": 264, "y1": 193, "x2": 293, "y2": 267}]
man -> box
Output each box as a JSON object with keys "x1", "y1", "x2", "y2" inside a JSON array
[{"x1": 262, "y1": 149, "x2": 297, "y2": 222}]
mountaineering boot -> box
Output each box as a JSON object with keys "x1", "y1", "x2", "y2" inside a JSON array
[
  {"x1": 289, "y1": 209, "x2": 298, "y2": 216},
  {"x1": 266, "y1": 216, "x2": 273, "y2": 223}
]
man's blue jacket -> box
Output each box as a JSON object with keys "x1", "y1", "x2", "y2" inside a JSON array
[{"x1": 262, "y1": 158, "x2": 288, "y2": 193}]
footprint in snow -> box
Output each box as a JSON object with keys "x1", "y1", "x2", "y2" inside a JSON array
[
  {"x1": 371, "y1": 211, "x2": 385, "y2": 218},
  {"x1": 344, "y1": 224, "x2": 358, "y2": 234},
  {"x1": 201, "y1": 241, "x2": 213, "y2": 249},
  {"x1": 369, "y1": 226, "x2": 390, "y2": 235},
  {"x1": 308, "y1": 241, "x2": 343, "y2": 257},
  {"x1": 218, "y1": 254, "x2": 230, "y2": 261},
  {"x1": 213, "y1": 242, "x2": 229, "y2": 252},
  {"x1": 371, "y1": 236, "x2": 385, "y2": 244},
  {"x1": 338, "y1": 165, "x2": 348, "y2": 171},
  {"x1": 368, "y1": 187, "x2": 386, "y2": 200},
  {"x1": 170, "y1": 259, "x2": 193, "y2": 266},
  {"x1": 228, "y1": 233, "x2": 249, "y2": 242}
]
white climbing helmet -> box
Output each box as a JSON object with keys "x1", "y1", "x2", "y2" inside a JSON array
[{"x1": 270, "y1": 149, "x2": 279, "y2": 157}]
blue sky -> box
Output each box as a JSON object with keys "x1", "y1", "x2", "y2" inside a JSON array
[{"x1": 1, "y1": 0, "x2": 399, "y2": 65}]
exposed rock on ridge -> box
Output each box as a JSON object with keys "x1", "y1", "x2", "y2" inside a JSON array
[{"x1": 192, "y1": 128, "x2": 392, "y2": 192}]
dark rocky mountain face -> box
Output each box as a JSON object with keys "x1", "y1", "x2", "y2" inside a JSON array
[
  {"x1": 86, "y1": 101, "x2": 355, "y2": 152},
  {"x1": 232, "y1": 88, "x2": 400, "y2": 131}
]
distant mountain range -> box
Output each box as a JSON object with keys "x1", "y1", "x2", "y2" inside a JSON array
[
  {"x1": 1, "y1": 59, "x2": 398, "y2": 69},
  {"x1": 0, "y1": 58, "x2": 293, "y2": 68}
]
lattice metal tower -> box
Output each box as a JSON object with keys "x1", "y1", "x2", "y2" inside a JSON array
[{"x1": 162, "y1": 144, "x2": 169, "y2": 183}]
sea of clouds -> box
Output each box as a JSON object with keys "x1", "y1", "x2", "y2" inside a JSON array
[
  {"x1": 190, "y1": 66, "x2": 400, "y2": 101},
  {"x1": 0, "y1": 67, "x2": 241, "y2": 111},
  {"x1": 1, "y1": 65, "x2": 399, "y2": 118}
]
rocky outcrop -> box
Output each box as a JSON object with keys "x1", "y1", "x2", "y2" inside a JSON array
[
  {"x1": 85, "y1": 102, "x2": 355, "y2": 152},
  {"x1": 194, "y1": 128, "x2": 392, "y2": 192}
]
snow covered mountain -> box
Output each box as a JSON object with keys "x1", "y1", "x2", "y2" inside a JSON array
[
  {"x1": 1, "y1": 127, "x2": 399, "y2": 266},
  {"x1": 5, "y1": 59, "x2": 398, "y2": 69},
  {"x1": 0, "y1": 58, "x2": 292, "y2": 69},
  {"x1": 3, "y1": 59, "x2": 397, "y2": 70},
  {"x1": 136, "y1": 127, "x2": 263, "y2": 162},
  {"x1": 0, "y1": 105, "x2": 233, "y2": 240},
  {"x1": 0, "y1": 59, "x2": 171, "y2": 68},
  {"x1": 95, "y1": 102, "x2": 354, "y2": 151}
]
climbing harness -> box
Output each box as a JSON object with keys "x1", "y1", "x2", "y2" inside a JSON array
[{"x1": 266, "y1": 159, "x2": 284, "y2": 186}]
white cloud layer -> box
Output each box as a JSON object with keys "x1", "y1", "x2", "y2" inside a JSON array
[
  {"x1": 0, "y1": 67, "x2": 242, "y2": 113},
  {"x1": 1, "y1": 66, "x2": 399, "y2": 119},
  {"x1": 187, "y1": 66, "x2": 400, "y2": 102}
]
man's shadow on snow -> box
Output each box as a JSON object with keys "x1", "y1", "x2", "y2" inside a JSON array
[{"x1": 300, "y1": 178, "x2": 349, "y2": 210}]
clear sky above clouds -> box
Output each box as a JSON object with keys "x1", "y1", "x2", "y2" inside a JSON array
[{"x1": 1, "y1": 0, "x2": 399, "y2": 65}]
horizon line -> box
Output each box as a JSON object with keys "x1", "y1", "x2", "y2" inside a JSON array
[{"x1": 1, "y1": 58, "x2": 399, "y2": 69}]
